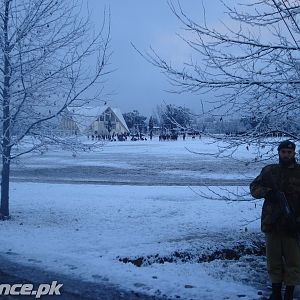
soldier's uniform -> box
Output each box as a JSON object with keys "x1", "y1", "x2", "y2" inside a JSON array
[{"x1": 250, "y1": 141, "x2": 300, "y2": 299}]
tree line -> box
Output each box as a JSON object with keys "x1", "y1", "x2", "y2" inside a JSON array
[
  {"x1": 123, "y1": 105, "x2": 300, "y2": 137},
  {"x1": 123, "y1": 104, "x2": 193, "y2": 135}
]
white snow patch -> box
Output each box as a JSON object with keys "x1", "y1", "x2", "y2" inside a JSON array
[{"x1": 0, "y1": 182, "x2": 262, "y2": 300}]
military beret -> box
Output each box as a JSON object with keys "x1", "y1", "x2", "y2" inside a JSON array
[{"x1": 277, "y1": 140, "x2": 296, "y2": 151}]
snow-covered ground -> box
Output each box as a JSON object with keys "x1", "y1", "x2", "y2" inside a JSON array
[
  {"x1": 11, "y1": 138, "x2": 275, "y2": 186},
  {"x1": 1, "y1": 138, "x2": 281, "y2": 299},
  {"x1": 2, "y1": 183, "x2": 263, "y2": 300}
]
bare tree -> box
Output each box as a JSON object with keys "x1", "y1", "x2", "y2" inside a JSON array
[
  {"x1": 0, "y1": 0, "x2": 111, "y2": 219},
  {"x1": 157, "y1": 103, "x2": 193, "y2": 132},
  {"x1": 141, "y1": 0, "x2": 300, "y2": 151}
]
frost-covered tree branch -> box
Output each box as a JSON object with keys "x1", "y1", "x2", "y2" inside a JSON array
[
  {"x1": 143, "y1": 0, "x2": 300, "y2": 149},
  {"x1": 0, "y1": 0, "x2": 111, "y2": 218}
]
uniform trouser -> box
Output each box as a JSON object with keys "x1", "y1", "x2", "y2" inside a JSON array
[{"x1": 266, "y1": 232, "x2": 300, "y2": 285}]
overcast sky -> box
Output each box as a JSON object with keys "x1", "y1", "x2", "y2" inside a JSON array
[{"x1": 85, "y1": 1, "x2": 226, "y2": 116}]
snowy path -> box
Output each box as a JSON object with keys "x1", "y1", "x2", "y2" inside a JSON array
[
  {"x1": 0, "y1": 255, "x2": 160, "y2": 300},
  {"x1": 11, "y1": 173, "x2": 251, "y2": 186}
]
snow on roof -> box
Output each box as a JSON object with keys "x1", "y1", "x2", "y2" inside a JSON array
[
  {"x1": 111, "y1": 107, "x2": 129, "y2": 132},
  {"x1": 68, "y1": 105, "x2": 129, "y2": 133}
]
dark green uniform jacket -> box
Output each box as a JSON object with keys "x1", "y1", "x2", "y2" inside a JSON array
[{"x1": 250, "y1": 163, "x2": 300, "y2": 234}]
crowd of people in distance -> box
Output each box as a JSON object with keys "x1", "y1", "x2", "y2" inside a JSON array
[{"x1": 87, "y1": 131, "x2": 201, "y2": 142}]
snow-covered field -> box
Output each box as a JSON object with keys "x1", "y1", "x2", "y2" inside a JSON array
[
  {"x1": 1, "y1": 138, "x2": 282, "y2": 299},
  {"x1": 11, "y1": 138, "x2": 274, "y2": 186}
]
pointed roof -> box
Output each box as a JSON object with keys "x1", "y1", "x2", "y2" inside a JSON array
[
  {"x1": 68, "y1": 105, "x2": 129, "y2": 132},
  {"x1": 111, "y1": 107, "x2": 129, "y2": 131}
]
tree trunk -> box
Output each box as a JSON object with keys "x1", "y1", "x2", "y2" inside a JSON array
[
  {"x1": 0, "y1": 148, "x2": 10, "y2": 217},
  {"x1": 0, "y1": 0, "x2": 12, "y2": 219}
]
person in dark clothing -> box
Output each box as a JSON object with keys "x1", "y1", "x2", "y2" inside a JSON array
[{"x1": 250, "y1": 140, "x2": 300, "y2": 300}]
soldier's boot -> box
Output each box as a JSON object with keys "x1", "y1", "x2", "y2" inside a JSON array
[
  {"x1": 268, "y1": 283, "x2": 282, "y2": 300},
  {"x1": 283, "y1": 285, "x2": 294, "y2": 300}
]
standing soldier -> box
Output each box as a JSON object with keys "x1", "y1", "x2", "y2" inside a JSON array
[{"x1": 250, "y1": 140, "x2": 300, "y2": 300}]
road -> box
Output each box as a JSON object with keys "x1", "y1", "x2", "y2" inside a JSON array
[{"x1": 0, "y1": 255, "x2": 165, "y2": 300}]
